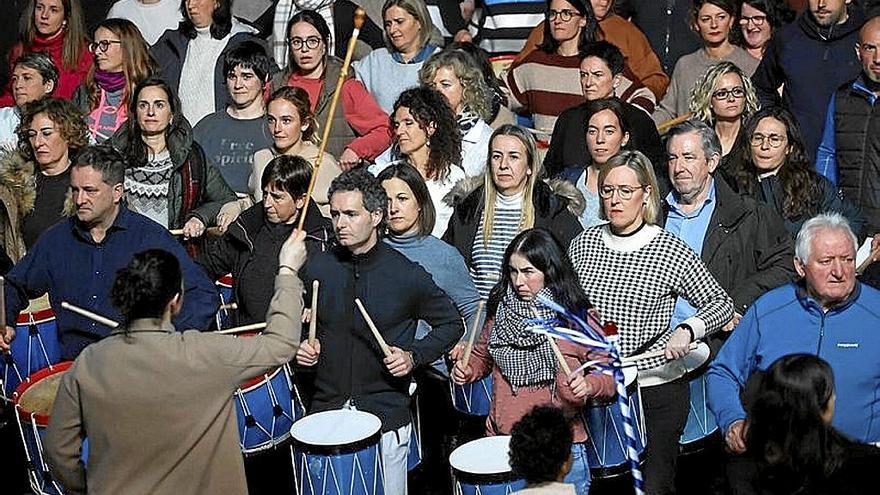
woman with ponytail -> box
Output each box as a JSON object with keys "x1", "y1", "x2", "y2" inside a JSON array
[{"x1": 43, "y1": 230, "x2": 309, "y2": 495}]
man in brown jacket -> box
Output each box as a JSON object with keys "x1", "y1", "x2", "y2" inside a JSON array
[{"x1": 43, "y1": 229, "x2": 308, "y2": 495}]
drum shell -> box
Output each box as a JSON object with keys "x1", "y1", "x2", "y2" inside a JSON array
[
  {"x1": 2, "y1": 309, "x2": 61, "y2": 401},
  {"x1": 235, "y1": 364, "x2": 304, "y2": 455},
  {"x1": 450, "y1": 436, "x2": 526, "y2": 495},
  {"x1": 679, "y1": 343, "x2": 720, "y2": 454},
  {"x1": 450, "y1": 374, "x2": 493, "y2": 416}
]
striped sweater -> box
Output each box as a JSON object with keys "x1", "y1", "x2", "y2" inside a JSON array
[{"x1": 471, "y1": 191, "x2": 524, "y2": 299}]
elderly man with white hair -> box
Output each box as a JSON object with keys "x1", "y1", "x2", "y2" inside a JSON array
[{"x1": 708, "y1": 212, "x2": 880, "y2": 456}]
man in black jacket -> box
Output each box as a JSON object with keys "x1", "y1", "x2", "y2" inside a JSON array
[{"x1": 295, "y1": 169, "x2": 464, "y2": 495}]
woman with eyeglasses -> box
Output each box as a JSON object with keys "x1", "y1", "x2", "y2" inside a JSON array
[
  {"x1": 566, "y1": 150, "x2": 733, "y2": 494},
  {"x1": 688, "y1": 61, "x2": 759, "y2": 174},
  {"x1": 272, "y1": 10, "x2": 392, "y2": 171},
  {"x1": 740, "y1": 0, "x2": 795, "y2": 61},
  {"x1": 652, "y1": 0, "x2": 759, "y2": 125},
  {"x1": 728, "y1": 106, "x2": 862, "y2": 236},
  {"x1": 73, "y1": 18, "x2": 157, "y2": 143},
  {"x1": 506, "y1": 0, "x2": 655, "y2": 136},
  {"x1": 1, "y1": 0, "x2": 91, "y2": 106}
]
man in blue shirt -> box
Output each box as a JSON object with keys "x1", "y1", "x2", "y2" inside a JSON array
[{"x1": 1, "y1": 146, "x2": 218, "y2": 359}]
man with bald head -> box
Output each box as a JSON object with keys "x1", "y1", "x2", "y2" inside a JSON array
[{"x1": 816, "y1": 15, "x2": 880, "y2": 284}]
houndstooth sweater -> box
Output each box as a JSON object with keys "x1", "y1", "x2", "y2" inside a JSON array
[{"x1": 568, "y1": 224, "x2": 733, "y2": 373}]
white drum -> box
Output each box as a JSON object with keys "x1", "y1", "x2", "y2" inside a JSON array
[{"x1": 449, "y1": 436, "x2": 525, "y2": 495}]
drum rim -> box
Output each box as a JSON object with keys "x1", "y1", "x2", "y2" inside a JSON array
[
  {"x1": 238, "y1": 366, "x2": 285, "y2": 392},
  {"x1": 291, "y1": 429, "x2": 382, "y2": 456},
  {"x1": 15, "y1": 308, "x2": 56, "y2": 325},
  {"x1": 586, "y1": 373, "x2": 639, "y2": 407},
  {"x1": 453, "y1": 467, "x2": 522, "y2": 486},
  {"x1": 217, "y1": 274, "x2": 234, "y2": 287},
  {"x1": 13, "y1": 361, "x2": 74, "y2": 426},
  {"x1": 590, "y1": 455, "x2": 647, "y2": 479}
]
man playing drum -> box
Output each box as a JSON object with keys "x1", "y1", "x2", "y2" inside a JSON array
[{"x1": 295, "y1": 168, "x2": 464, "y2": 495}]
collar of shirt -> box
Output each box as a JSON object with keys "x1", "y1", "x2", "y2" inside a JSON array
[
  {"x1": 70, "y1": 204, "x2": 133, "y2": 244},
  {"x1": 665, "y1": 178, "x2": 717, "y2": 220},
  {"x1": 391, "y1": 44, "x2": 436, "y2": 64}
]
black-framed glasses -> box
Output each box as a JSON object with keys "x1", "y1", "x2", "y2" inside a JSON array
[
  {"x1": 712, "y1": 86, "x2": 746, "y2": 100},
  {"x1": 289, "y1": 37, "x2": 321, "y2": 51},
  {"x1": 546, "y1": 9, "x2": 581, "y2": 21},
  {"x1": 599, "y1": 184, "x2": 646, "y2": 200},
  {"x1": 739, "y1": 15, "x2": 767, "y2": 26},
  {"x1": 88, "y1": 40, "x2": 122, "y2": 53},
  {"x1": 749, "y1": 133, "x2": 787, "y2": 148}
]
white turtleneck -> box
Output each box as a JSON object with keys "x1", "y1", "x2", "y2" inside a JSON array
[{"x1": 178, "y1": 25, "x2": 229, "y2": 126}]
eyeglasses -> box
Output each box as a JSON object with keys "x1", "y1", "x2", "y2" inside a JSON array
[
  {"x1": 546, "y1": 9, "x2": 581, "y2": 22},
  {"x1": 88, "y1": 40, "x2": 122, "y2": 53},
  {"x1": 712, "y1": 86, "x2": 746, "y2": 100},
  {"x1": 749, "y1": 133, "x2": 787, "y2": 148},
  {"x1": 739, "y1": 15, "x2": 767, "y2": 26},
  {"x1": 599, "y1": 184, "x2": 646, "y2": 200},
  {"x1": 289, "y1": 37, "x2": 321, "y2": 51}
]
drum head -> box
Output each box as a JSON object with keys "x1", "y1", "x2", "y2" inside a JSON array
[
  {"x1": 681, "y1": 342, "x2": 711, "y2": 375},
  {"x1": 622, "y1": 365, "x2": 637, "y2": 388},
  {"x1": 449, "y1": 435, "x2": 513, "y2": 475},
  {"x1": 290, "y1": 410, "x2": 381, "y2": 447},
  {"x1": 13, "y1": 362, "x2": 73, "y2": 426}
]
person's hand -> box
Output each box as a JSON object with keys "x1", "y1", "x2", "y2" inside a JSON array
[
  {"x1": 338, "y1": 148, "x2": 361, "y2": 172},
  {"x1": 301, "y1": 308, "x2": 311, "y2": 324},
  {"x1": 725, "y1": 419, "x2": 748, "y2": 454},
  {"x1": 216, "y1": 200, "x2": 244, "y2": 233},
  {"x1": 182, "y1": 217, "x2": 206, "y2": 238},
  {"x1": 296, "y1": 339, "x2": 321, "y2": 366},
  {"x1": 278, "y1": 229, "x2": 308, "y2": 272},
  {"x1": 448, "y1": 341, "x2": 466, "y2": 361},
  {"x1": 568, "y1": 373, "x2": 593, "y2": 400},
  {"x1": 664, "y1": 326, "x2": 692, "y2": 360},
  {"x1": 0, "y1": 326, "x2": 15, "y2": 353},
  {"x1": 871, "y1": 233, "x2": 880, "y2": 258},
  {"x1": 384, "y1": 346, "x2": 414, "y2": 377},
  {"x1": 723, "y1": 312, "x2": 743, "y2": 332},
  {"x1": 453, "y1": 29, "x2": 473, "y2": 43},
  {"x1": 451, "y1": 360, "x2": 475, "y2": 385}
]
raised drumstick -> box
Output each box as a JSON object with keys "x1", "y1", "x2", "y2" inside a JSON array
[
  {"x1": 61, "y1": 301, "x2": 120, "y2": 328},
  {"x1": 460, "y1": 301, "x2": 485, "y2": 367},
  {"x1": 354, "y1": 298, "x2": 392, "y2": 357},
  {"x1": 308, "y1": 280, "x2": 319, "y2": 345},
  {"x1": 0, "y1": 276, "x2": 6, "y2": 331}
]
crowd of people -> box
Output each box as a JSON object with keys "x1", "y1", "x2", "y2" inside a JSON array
[{"x1": 1, "y1": 0, "x2": 880, "y2": 494}]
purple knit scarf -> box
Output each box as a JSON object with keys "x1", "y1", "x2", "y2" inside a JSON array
[{"x1": 94, "y1": 69, "x2": 126, "y2": 93}]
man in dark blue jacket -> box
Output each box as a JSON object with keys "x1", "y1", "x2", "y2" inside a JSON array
[
  {"x1": 752, "y1": 0, "x2": 865, "y2": 158},
  {"x1": 0, "y1": 146, "x2": 219, "y2": 359}
]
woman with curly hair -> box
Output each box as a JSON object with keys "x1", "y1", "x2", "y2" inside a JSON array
[
  {"x1": 370, "y1": 86, "x2": 465, "y2": 237},
  {"x1": 689, "y1": 61, "x2": 759, "y2": 173},
  {"x1": 73, "y1": 18, "x2": 157, "y2": 143},
  {"x1": 729, "y1": 107, "x2": 862, "y2": 235},
  {"x1": 420, "y1": 48, "x2": 495, "y2": 177},
  {"x1": 0, "y1": 98, "x2": 88, "y2": 260},
  {"x1": 740, "y1": 0, "x2": 795, "y2": 61}
]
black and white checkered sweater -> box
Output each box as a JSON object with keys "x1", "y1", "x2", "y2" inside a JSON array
[{"x1": 568, "y1": 224, "x2": 733, "y2": 371}]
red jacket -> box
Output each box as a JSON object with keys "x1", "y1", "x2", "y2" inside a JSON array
[{"x1": 1, "y1": 33, "x2": 92, "y2": 107}]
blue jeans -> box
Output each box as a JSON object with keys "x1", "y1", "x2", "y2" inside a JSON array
[{"x1": 563, "y1": 442, "x2": 592, "y2": 495}]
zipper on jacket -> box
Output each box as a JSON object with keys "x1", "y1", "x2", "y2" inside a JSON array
[{"x1": 817, "y1": 311, "x2": 827, "y2": 356}]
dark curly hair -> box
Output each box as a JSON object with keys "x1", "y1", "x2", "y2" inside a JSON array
[
  {"x1": 111, "y1": 249, "x2": 182, "y2": 329},
  {"x1": 16, "y1": 97, "x2": 90, "y2": 163},
  {"x1": 736, "y1": 107, "x2": 821, "y2": 219},
  {"x1": 509, "y1": 405, "x2": 573, "y2": 484},
  {"x1": 328, "y1": 168, "x2": 389, "y2": 236},
  {"x1": 391, "y1": 86, "x2": 461, "y2": 182}
]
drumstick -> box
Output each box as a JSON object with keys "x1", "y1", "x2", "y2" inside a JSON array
[
  {"x1": 61, "y1": 301, "x2": 119, "y2": 328},
  {"x1": 460, "y1": 301, "x2": 484, "y2": 367},
  {"x1": 354, "y1": 298, "x2": 392, "y2": 357},
  {"x1": 219, "y1": 302, "x2": 238, "y2": 311},
  {"x1": 857, "y1": 243, "x2": 880, "y2": 274},
  {"x1": 169, "y1": 227, "x2": 222, "y2": 237},
  {"x1": 308, "y1": 280, "x2": 319, "y2": 346},
  {"x1": 0, "y1": 276, "x2": 6, "y2": 331},
  {"x1": 656, "y1": 112, "x2": 693, "y2": 134},
  {"x1": 297, "y1": 8, "x2": 367, "y2": 232},
  {"x1": 621, "y1": 342, "x2": 699, "y2": 363},
  {"x1": 531, "y1": 308, "x2": 572, "y2": 375},
  {"x1": 215, "y1": 322, "x2": 268, "y2": 334}
]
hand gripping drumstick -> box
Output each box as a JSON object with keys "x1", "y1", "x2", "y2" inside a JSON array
[
  {"x1": 460, "y1": 301, "x2": 484, "y2": 367},
  {"x1": 620, "y1": 342, "x2": 699, "y2": 364},
  {"x1": 308, "y1": 280, "x2": 319, "y2": 346},
  {"x1": 298, "y1": 8, "x2": 367, "y2": 232},
  {"x1": 62, "y1": 301, "x2": 267, "y2": 334},
  {"x1": 354, "y1": 298, "x2": 392, "y2": 357}
]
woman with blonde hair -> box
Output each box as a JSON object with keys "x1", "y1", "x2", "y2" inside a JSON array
[
  {"x1": 74, "y1": 18, "x2": 157, "y2": 142},
  {"x1": 688, "y1": 61, "x2": 759, "y2": 172},
  {"x1": 443, "y1": 124, "x2": 583, "y2": 299},
  {"x1": 419, "y1": 48, "x2": 495, "y2": 177}
]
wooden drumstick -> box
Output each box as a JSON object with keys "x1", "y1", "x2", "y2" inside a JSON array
[
  {"x1": 61, "y1": 301, "x2": 119, "y2": 328},
  {"x1": 460, "y1": 301, "x2": 484, "y2": 367},
  {"x1": 354, "y1": 298, "x2": 392, "y2": 357},
  {"x1": 656, "y1": 112, "x2": 693, "y2": 134},
  {"x1": 169, "y1": 227, "x2": 222, "y2": 237},
  {"x1": 219, "y1": 302, "x2": 238, "y2": 311},
  {"x1": 531, "y1": 308, "x2": 572, "y2": 375},
  {"x1": 216, "y1": 322, "x2": 268, "y2": 335},
  {"x1": 297, "y1": 8, "x2": 367, "y2": 232},
  {"x1": 308, "y1": 280, "x2": 319, "y2": 345},
  {"x1": 621, "y1": 342, "x2": 699, "y2": 363},
  {"x1": 0, "y1": 276, "x2": 6, "y2": 331}
]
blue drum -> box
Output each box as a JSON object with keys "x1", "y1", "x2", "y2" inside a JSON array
[
  {"x1": 14, "y1": 362, "x2": 89, "y2": 495},
  {"x1": 236, "y1": 363, "x2": 304, "y2": 454},
  {"x1": 451, "y1": 374, "x2": 493, "y2": 416},
  {"x1": 2, "y1": 305, "x2": 61, "y2": 402},
  {"x1": 679, "y1": 342, "x2": 719, "y2": 454},
  {"x1": 291, "y1": 410, "x2": 385, "y2": 495},
  {"x1": 450, "y1": 436, "x2": 525, "y2": 495},
  {"x1": 581, "y1": 366, "x2": 646, "y2": 478}
]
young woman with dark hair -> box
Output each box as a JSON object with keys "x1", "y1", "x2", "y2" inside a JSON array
[{"x1": 451, "y1": 227, "x2": 615, "y2": 495}]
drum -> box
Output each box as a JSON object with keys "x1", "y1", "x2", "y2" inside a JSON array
[
  {"x1": 581, "y1": 366, "x2": 646, "y2": 478},
  {"x1": 236, "y1": 363, "x2": 304, "y2": 455},
  {"x1": 2, "y1": 301, "x2": 61, "y2": 402},
  {"x1": 13, "y1": 362, "x2": 89, "y2": 495},
  {"x1": 450, "y1": 435, "x2": 526, "y2": 495},
  {"x1": 291, "y1": 409, "x2": 385, "y2": 495},
  {"x1": 451, "y1": 374, "x2": 493, "y2": 416},
  {"x1": 215, "y1": 274, "x2": 234, "y2": 330},
  {"x1": 679, "y1": 342, "x2": 719, "y2": 454}
]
